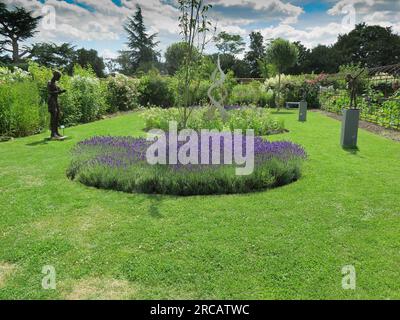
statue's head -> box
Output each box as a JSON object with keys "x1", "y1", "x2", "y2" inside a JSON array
[
  {"x1": 52, "y1": 70, "x2": 62, "y2": 81},
  {"x1": 345, "y1": 74, "x2": 352, "y2": 82}
]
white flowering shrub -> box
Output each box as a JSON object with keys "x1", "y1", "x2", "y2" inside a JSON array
[
  {"x1": 106, "y1": 74, "x2": 140, "y2": 113},
  {"x1": 0, "y1": 66, "x2": 30, "y2": 83},
  {"x1": 60, "y1": 74, "x2": 107, "y2": 126}
]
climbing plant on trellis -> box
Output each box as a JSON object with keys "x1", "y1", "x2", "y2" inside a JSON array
[{"x1": 320, "y1": 63, "x2": 400, "y2": 130}]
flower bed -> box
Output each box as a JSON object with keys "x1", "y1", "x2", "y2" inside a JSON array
[
  {"x1": 142, "y1": 106, "x2": 286, "y2": 136},
  {"x1": 67, "y1": 135, "x2": 307, "y2": 196}
]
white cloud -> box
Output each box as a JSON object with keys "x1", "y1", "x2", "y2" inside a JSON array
[
  {"x1": 258, "y1": 22, "x2": 345, "y2": 48},
  {"x1": 212, "y1": 0, "x2": 304, "y2": 24},
  {"x1": 3, "y1": 0, "x2": 179, "y2": 42},
  {"x1": 100, "y1": 48, "x2": 119, "y2": 60},
  {"x1": 2, "y1": 0, "x2": 400, "y2": 57}
]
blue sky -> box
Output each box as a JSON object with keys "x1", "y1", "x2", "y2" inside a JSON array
[{"x1": 4, "y1": 0, "x2": 400, "y2": 60}]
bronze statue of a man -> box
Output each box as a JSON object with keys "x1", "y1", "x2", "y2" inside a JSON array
[{"x1": 47, "y1": 71, "x2": 66, "y2": 139}]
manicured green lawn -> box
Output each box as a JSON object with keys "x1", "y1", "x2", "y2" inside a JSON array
[{"x1": 0, "y1": 110, "x2": 399, "y2": 299}]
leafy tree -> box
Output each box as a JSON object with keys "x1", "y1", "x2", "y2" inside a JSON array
[
  {"x1": 210, "y1": 53, "x2": 251, "y2": 78},
  {"x1": 245, "y1": 32, "x2": 265, "y2": 78},
  {"x1": 210, "y1": 52, "x2": 234, "y2": 72},
  {"x1": 266, "y1": 38, "x2": 298, "y2": 109},
  {"x1": 306, "y1": 45, "x2": 340, "y2": 74},
  {"x1": 0, "y1": 54, "x2": 11, "y2": 65},
  {"x1": 30, "y1": 42, "x2": 75, "y2": 70},
  {"x1": 286, "y1": 41, "x2": 310, "y2": 75},
  {"x1": 165, "y1": 42, "x2": 200, "y2": 75},
  {"x1": 334, "y1": 23, "x2": 400, "y2": 67},
  {"x1": 214, "y1": 31, "x2": 245, "y2": 56},
  {"x1": 122, "y1": 5, "x2": 159, "y2": 74},
  {"x1": 30, "y1": 44, "x2": 105, "y2": 77},
  {"x1": 231, "y1": 59, "x2": 252, "y2": 78},
  {"x1": 73, "y1": 48, "x2": 106, "y2": 78},
  {"x1": 0, "y1": 4, "x2": 41, "y2": 63},
  {"x1": 114, "y1": 50, "x2": 135, "y2": 75}
]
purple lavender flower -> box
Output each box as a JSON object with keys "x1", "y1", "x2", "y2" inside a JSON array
[{"x1": 72, "y1": 134, "x2": 306, "y2": 173}]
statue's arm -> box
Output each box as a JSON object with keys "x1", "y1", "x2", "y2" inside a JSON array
[{"x1": 48, "y1": 87, "x2": 67, "y2": 95}]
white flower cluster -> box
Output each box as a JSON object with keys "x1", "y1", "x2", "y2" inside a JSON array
[{"x1": 0, "y1": 67, "x2": 30, "y2": 83}]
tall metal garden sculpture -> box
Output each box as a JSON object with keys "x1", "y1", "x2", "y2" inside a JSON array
[
  {"x1": 341, "y1": 69, "x2": 365, "y2": 149},
  {"x1": 346, "y1": 69, "x2": 365, "y2": 109}
]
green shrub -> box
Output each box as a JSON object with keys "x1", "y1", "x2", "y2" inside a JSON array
[
  {"x1": 71, "y1": 159, "x2": 303, "y2": 196},
  {"x1": 190, "y1": 79, "x2": 212, "y2": 106},
  {"x1": 0, "y1": 81, "x2": 47, "y2": 137},
  {"x1": 28, "y1": 62, "x2": 53, "y2": 103},
  {"x1": 229, "y1": 81, "x2": 274, "y2": 107},
  {"x1": 139, "y1": 74, "x2": 175, "y2": 108},
  {"x1": 265, "y1": 73, "x2": 324, "y2": 108},
  {"x1": 59, "y1": 73, "x2": 107, "y2": 126},
  {"x1": 228, "y1": 107, "x2": 284, "y2": 135},
  {"x1": 142, "y1": 106, "x2": 285, "y2": 135},
  {"x1": 106, "y1": 74, "x2": 140, "y2": 113},
  {"x1": 142, "y1": 107, "x2": 181, "y2": 131}
]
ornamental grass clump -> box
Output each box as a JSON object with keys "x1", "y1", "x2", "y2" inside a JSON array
[{"x1": 68, "y1": 135, "x2": 307, "y2": 196}]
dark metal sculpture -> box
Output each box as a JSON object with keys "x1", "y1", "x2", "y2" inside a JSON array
[
  {"x1": 346, "y1": 69, "x2": 364, "y2": 109},
  {"x1": 47, "y1": 71, "x2": 66, "y2": 139}
]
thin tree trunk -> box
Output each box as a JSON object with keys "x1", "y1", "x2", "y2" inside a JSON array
[
  {"x1": 277, "y1": 72, "x2": 281, "y2": 111},
  {"x1": 12, "y1": 38, "x2": 19, "y2": 63}
]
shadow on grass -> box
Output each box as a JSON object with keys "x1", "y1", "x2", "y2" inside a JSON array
[
  {"x1": 271, "y1": 111, "x2": 296, "y2": 115},
  {"x1": 26, "y1": 138, "x2": 50, "y2": 146},
  {"x1": 342, "y1": 146, "x2": 360, "y2": 155},
  {"x1": 146, "y1": 195, "x2": 164, "y2": 219},
  {"x1": 26, "y1": 136, "x2": 73, "y2": 147}
]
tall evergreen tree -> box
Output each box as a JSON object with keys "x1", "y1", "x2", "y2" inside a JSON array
[
  {"x1": 0, "y1": 4, "x2": 41, "y2": 63},
  {"x1": 122, "y1": 5, "x2": 159, "y2": 74},
  {"x1": 245, "y1": 32, "x2": 265, "y2": 78}
]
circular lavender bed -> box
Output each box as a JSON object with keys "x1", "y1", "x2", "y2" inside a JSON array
[{"x1": 67, "y1": 135, "x2": 307, "y2": 196}]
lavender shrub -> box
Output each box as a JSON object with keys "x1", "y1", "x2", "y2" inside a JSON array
[{"x1": 67, "y1": 135, "x2": 306, "y2": 195}]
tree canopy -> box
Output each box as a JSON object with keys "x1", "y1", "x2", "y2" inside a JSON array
[
  {"x1": 165, "y1": 42, "x2": 200, "y2": 75},
  {"x1": 245, "y1": 32, "x2": 265, "y2": 78},
  {"x1": 266, "y1": 38, "x2": 298, "y2": 74},
  {"x1": 334, "y1": 23, "x2": 400, "y2": 68},
  {"x1": 73, "y1": 48, "x2": 106, "y2": 78},
  {"x1": 122, "y1": 5, "x2": 159, "y2": 74},
  {"x1": 266, "y1": 38, "x2": 298, "y2": 109},
  {"x1": 29, "y1": 43, "x2": 106, "y2": 77},
  {"x1": 30, "y1": 42, "x2": 75, "y2": 70},
  {"x1": 0, "y1": 5, "x2": 41, "y2": 62},
  {"x1": 214, "y1": 31, "x2": 245, "y2": 56}
]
